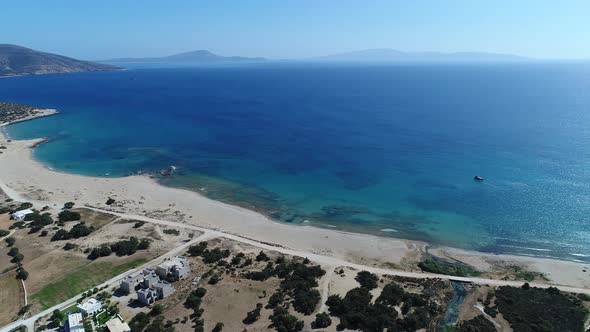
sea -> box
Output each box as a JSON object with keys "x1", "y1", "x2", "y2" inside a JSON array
[{"x1": 1, "y1": 62, "x2": 590, "y2": 262}]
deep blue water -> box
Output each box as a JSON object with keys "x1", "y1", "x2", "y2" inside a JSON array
[{"x1": 2, "y1": 63, "x2": 590, "y2": 261}]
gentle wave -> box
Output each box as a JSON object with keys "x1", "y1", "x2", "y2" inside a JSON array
[
  {"x1": 569, "y1": 253, "x2": 590, "y2": 257},
  {"x1": 497, "y1": 244, "x2": 552, "y2": 252}
]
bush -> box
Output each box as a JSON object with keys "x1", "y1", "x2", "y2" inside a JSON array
[
  {"x1": 312, "y1": 312, "x2": 332, "y2": 329},
  {"x1": 133, "y1": 220, "x2": 145, "y2": 228},
  {"x1": 63, "y1": 202, "x2": 75, "y2": 209},
  {"x1": 106, "y1": 197, "x2": 116, "y2": 205},
  {"x1": 457, "y1": 314, "x2": 497, "y2": 332},
  {"x1": 162, "y1": 229, "x2": 180, "y2": 236},
  {"x1": 494, "y1": 285, "x2": 588, "y2": 332},
  {"x1": 355, "y1": 271, "x2": 379, "y2": 290},
  {"x1": 0, "y1": 229, "x2": 10, "y2": 237},
  {"x1": 255, "y1": 251, "x2": 269, "y2": 262},
  {"x1": 137, "y1": 238, "x2": 151, "y2": 250},
  {"x1": 243, "y1": 303, "x2": 262, "y2": 324}
]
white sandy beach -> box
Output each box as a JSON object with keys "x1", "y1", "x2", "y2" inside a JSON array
[{"x1": 0, "y1": 113, "x2": 588, "y2": 289}]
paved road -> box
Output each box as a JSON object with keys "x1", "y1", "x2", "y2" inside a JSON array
[
  {"x1": 88, "y1": 207, "x2": 590, "y2": 295},
  {"x1": 0, "y1": 233, "x2": 211, "y2": 332}
]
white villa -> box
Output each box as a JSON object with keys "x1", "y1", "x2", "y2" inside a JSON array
[
  {"x1": 66, "y1": 313, "x2": 85, "y2": 332},
  {"x1": 77, "y1": 298, "x2": 102, "y2": 315},
  {"x1": 11, "y1": 209, "x2": 33, "y2": 221}
]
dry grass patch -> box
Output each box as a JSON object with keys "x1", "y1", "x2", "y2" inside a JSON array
[{"x1": 0, "y1": 271, "x2": 24, "y2": 326}]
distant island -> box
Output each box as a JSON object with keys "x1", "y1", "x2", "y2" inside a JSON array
[
  {"x1": 0, "y1": 44, "x2": 121, "y2": 77},
  {"x1": 312, "y1": 48, "x2": 530, "y2": 63},
  {"x1": 102, "y1": 50, "x2": 266, "y2": 64}
]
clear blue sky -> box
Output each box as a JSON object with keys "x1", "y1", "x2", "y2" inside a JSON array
[{"x1": 1, "y1": 0, "x2": 589, "y2": 60}]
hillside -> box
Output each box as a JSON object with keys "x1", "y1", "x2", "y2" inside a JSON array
[
  {"x1": 103, "y1": 49, "x2": 266, "y2": 64},
  {"x1": 0, "y1": 44, "x2": 120, "y2": 77}
]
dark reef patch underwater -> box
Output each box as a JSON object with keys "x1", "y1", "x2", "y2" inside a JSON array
[{"x1": 2, "y1": 63, "x2": 590, "y2": 262}]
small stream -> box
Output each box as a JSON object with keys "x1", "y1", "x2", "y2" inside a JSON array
[{"x1": 439, "y1": 281, "x2": 468, "y2": 330}]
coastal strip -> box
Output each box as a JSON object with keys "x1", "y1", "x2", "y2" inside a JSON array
[{"x1": 0, "y1": 109, "x2": 588, "y2": 292}]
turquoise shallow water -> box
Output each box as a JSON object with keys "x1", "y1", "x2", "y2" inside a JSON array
[{"x1": 2, "y1": 63, "x2": 590, "y2": 262}]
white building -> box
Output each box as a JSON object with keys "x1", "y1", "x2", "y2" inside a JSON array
[
  {"x1": 77, "y1": 298, "x2": 102, "y2": 315},
  {"x1": 11, "y1": 209, "x2": 34, "y2": 221},
  {"x1": 156, "y1": 256, "x2": 190, "y2": 280},
  {"x1": 105, "y1": 317, "x2": 131, "y2": 332},
  {"x1": 66, "y1": 313, "x2": 85, "y2": 332}
]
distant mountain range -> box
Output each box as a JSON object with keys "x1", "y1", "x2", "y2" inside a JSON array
[
  {"x1": 103, "y1": 48, "x2": 530, "y2": 65},
  {"x1": 0, "y1": 44, "x2": 120, "y2": 77},
  {"x1": 102, "y1": 50, "x2": 266, "y2": 64},
  {"x1": 0, "y1": 44, "x2": 533, "y2": 78},
  {"x1": 313, "y1": 49, "x2": 530, "y2": 63}
]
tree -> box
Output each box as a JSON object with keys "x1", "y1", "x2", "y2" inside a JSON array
[
  {"x1": 16, "y1": 268, "x2": 29, "y2": 280},
  {"x1": 188, "y1": 241, "x2": 208, "y2": 256},
  {"x1": 8, "y1": 247, "x2": 19, "y2": 256},
  {"x1": 11, "y1": 253, "x2": 24, "y2": 264},
  {"x1": 355, "y1": 271, "x2": 379, "y2": 290},
  {"x1": 58, "y1": 210, "x2": 81, "y2": 222},
  {"x1": 129, "y1": 312, "x2": 151, "y2": 332},
  {"x1": 212, "y1": 322, "x2": 224, "y2": 332},
  {"x1": 269, "y1": 307, "x2": 304, "y2": 332},
  {"x1": 51, "y1": 309, "x2": 66, "y2": 326},
  {"x1": 150, "y1": 304, "x2": 164, "y2": 316},
  {"x1": 5, "y1": 236, "x2": 15, "y2": 247},
  {"x1": 312, "y1": 312, "x2": 332, "y2": 329}
]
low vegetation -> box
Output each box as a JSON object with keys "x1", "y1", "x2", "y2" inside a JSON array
[
  {"x1": 456, "y1": 315, "x2": 496, "y2": 332},
  {"x1": 51, "y1": 223, "x2": 94, "y2": 241},
  {"x1": 494, "y1": 284, "x2": 588, "y2": 332},
  {"x1": 418, "y1": 258, "x2": 480, "y2": 277},
  {"x1": 326, "y1": 272, "x2": 445, "y2": 331}
]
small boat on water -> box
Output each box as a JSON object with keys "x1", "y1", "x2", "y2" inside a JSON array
[{"x1": 474, "y1": 175, "x2": 484, "y2": 181}]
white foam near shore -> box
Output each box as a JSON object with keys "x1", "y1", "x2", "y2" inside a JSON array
[
  {"x1": 380, "y1": 228, "x2": 398, "y2": 232},
  {"x1": 0, "y1": 114, "x2": 589, "y2": 290}
]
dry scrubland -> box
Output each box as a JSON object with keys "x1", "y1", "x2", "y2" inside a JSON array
[{"x1": 0, "y1": 197, "x2": 194, "y2": 315}]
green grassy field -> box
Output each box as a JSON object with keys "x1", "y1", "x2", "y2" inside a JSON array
[{"x1": 31, "y1": 258, "x2": 147, "y2": 309}]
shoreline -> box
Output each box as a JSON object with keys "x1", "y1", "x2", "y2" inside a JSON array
[{"x1": 0, "y1": 113, "x2": 589, "y2": 290}]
